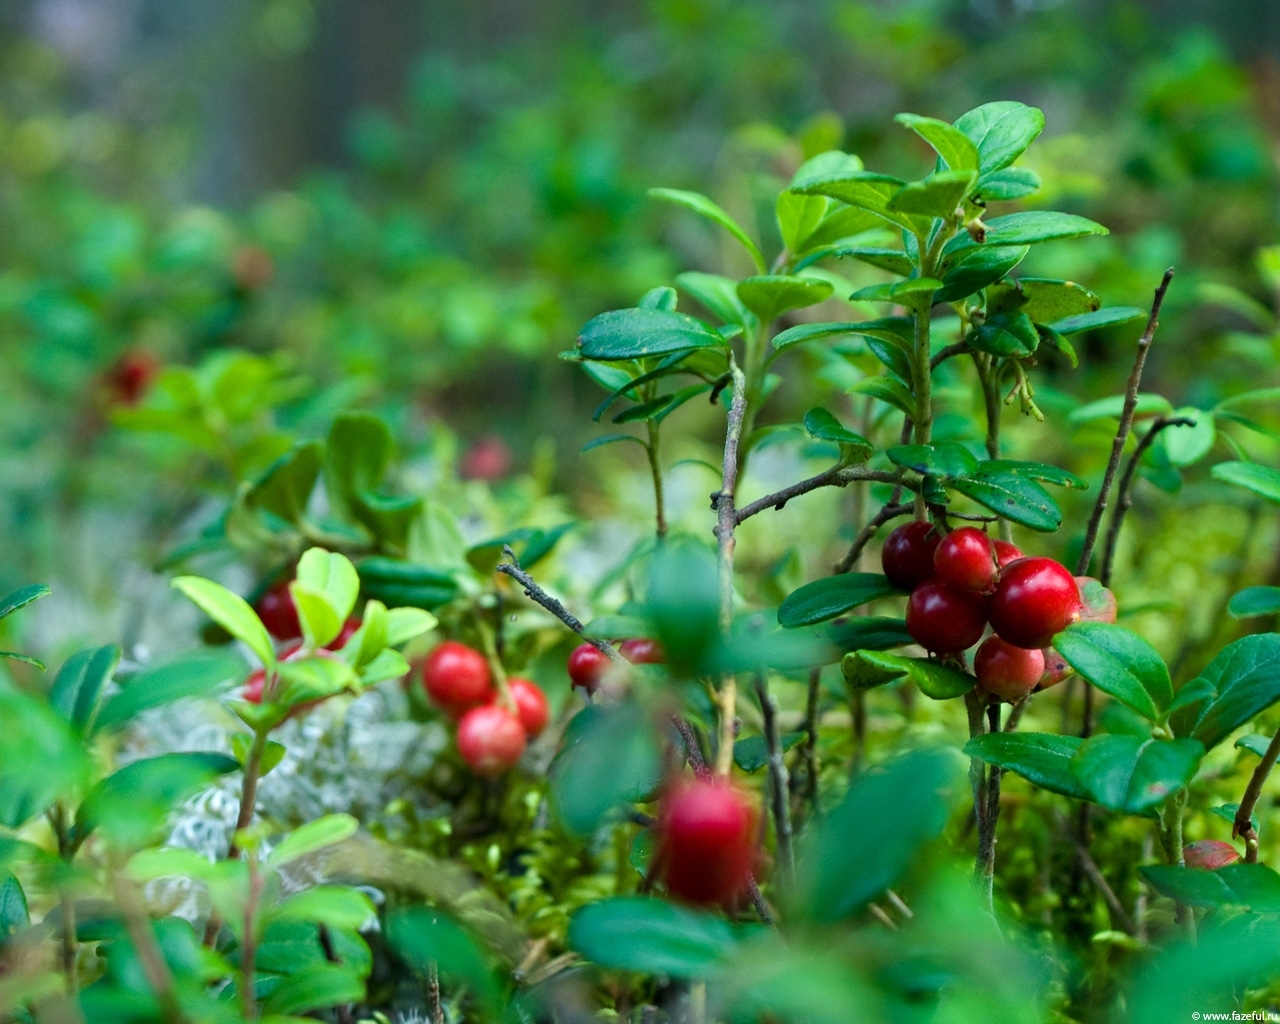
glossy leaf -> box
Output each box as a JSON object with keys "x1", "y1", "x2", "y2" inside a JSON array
[
  {"x1": 777, "y1": 573, "x2": 904, "y2": 628},
  {"x1": 853, "y1": 650, "x2": 975, "y2": 699},
  {"x1": 791, "y1": 170, "x2": 922, "y2": 231},
  {"x1": 550, "y1": 703, "x2": 662, "y2": 835},
  {"x1": 569, "y1": 897, "x2": 740, "y2": 979},
  {"x1": 676, "y1": 271, "x2": 750, "y2": 325},
  {"x1": 948, "y1": 469, "x2": 1062, "y2": 532},
  {"x1": 578, "y1": 308, "x2": 723, "y2": 362},
  {"x1": 965, "y1": 732, "x2": 1088, "y2": 800},
  {"x1": 172, "y1": 576, "x2": 275, "y2": 670},
  {"x1": 48, "y1": 644, "x2": 120, "y2": 730},
  {"x1": 733, "y1": 731, "x2": 806, "y2": 772},
  {"x1": 986, "y1": 277, "x2": 1099, "y2": 322},
  {"x1": 246, "y1": 441, "x2": 322, "y2": 524},
  {"x1": 386, "y1": 908, "x2": 501, "y2": 1013},
  {"x1": 94, "y1": 650, "x2": 244, "y2": 732},
  {"x1": 737, "y1": 275, "x2": 833, "y2": 322},
  {"x1": 849, "y1": 375, "x2": 915, "y2": 417},
  {"x1": 827, "y1": 246, "x2": 913, "y2": 275},
  {"x1": 649, "y1": 187, "x2": 767, "y2": 272},
  {"x1": 1050, "y1": 306, "x2": 1146, "y2": 335},
  {"x1": 945, "y1": 211, "x2": 1107, "y2": 255},
  {"x1": 803, "y1": 408, "x2": 872, "y2": 459},
  {"x1": 1228, "y1": 586, "x2": 1280, "y2": 618},
  {"x1": 0, "y1": 584, "x2": 50, "y2": 623},
  {"x1": 976, "y1": 166, "x2": 1041, "y2": 200},
  {"x1": 1162, "y1": 408, "x2": 1215, "y2": 467},
  {"x1": 268, "y1": 814, "x2": 359, "y2": 869},
  {"x1": 273, "y1": 886, "x2": 375, "y2": 930},
  {"x1": 895, "y1": 112, "x2": 980, "y2": 171},
  {"x1": 887, "y1": 441, "x2": 979, "y2": 478},
  {"x1": 1055, "y1": 623, "x2": 1172, "y2": 721},
  {"x1": 953, "y1": 101, "x2": 1045, "y2": 173},
  {"x1": 1071, "y1": 735, "x2": 1203, "y2": 814},
  {"x1": 773, "y1": 321, "x2": 867, "y2": 350},
  {"x1": 1172, "y1": 634, "x2": 1280, "y2": 750},
  {"x1": 887, "y1": 170, "x2": 976, "y2": 219},
  {"x1": 1141, "y1": 862, "x2": 1280, "y2": 912},
  {"x1": 935, "y1": 245, "x2": 1028, "y2": 303},
  {"x1": 967, "y1": 310, "x2": 1040, "y2": 357},
  {"x1": 1212, "y1": 461, "x2": 1280, "y2": 504}
]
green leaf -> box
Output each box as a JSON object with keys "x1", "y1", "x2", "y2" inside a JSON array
[
  {"x1": 841, "y1": 649, "x2": 907, "y2": 690},
  {"x1": 954, "y1": 101, "x2": 1045, "y2": 173},
  {"x1": 967, "y1": 310, "x2": 1040, "y2": 358},
  {"x1": 1140, "y1": 863, "x2": 1280, "y2": 912},
  {"x1": 273, "y1": 886, "x2": 375, "y2": 930},
  {"x1": 945, "y1": 211, "x2": 1108, "y2": 255},
  {"x1": 795, "y1": 748, "x2": 958, "y2": 921},
  {"x1": 94, "y1": 650, "x2": 244, "y2": 732},
  {"x1": 1049, "y1": 306, "x2": 1147, "y2": 335},
  {"x1": 0, "y1": 682, "x2": 89, "y2": 827},
  {"x1": 569, "y1": 897, "x2": 741, "y2": 979},
  {"x1": 645, "y1": 540, "x2": 721, "y2": 675},
  {"x1": 886, "y1": 170, "x2": 976, "y2": 219},
  {"x1": 849, "y1": 375, "x2": 915, "y2": 417},
  {"x1": 1071, "y1": 735, "x2": 1203, "y2": 813},
  {"x1": 291, "y1": 548, "x2": 359, "y2": 649},
  {"x1": 171, "y1": 576, "x2": 275, "y2": 670},
  {"x1": 324, "y1": 411, "x2": 394, "y2": 528},
  {"x1": 649, "y1": 187, "x2": 766, "y2": 272},
  {"x1": 675, "y1": 271, "x2": 750, "y2": 325},
  {"x1": 986, "y1": 277, "x2": 1100, "y2": 322},
  {"x1": 77, "y1": 752, "x2": 240, "y2": 849},
  {"x1": 262, "y1": 964, "x2": 365, "y2": 1016},
  {"x1": 935, "y1": 245, "x2": 1028, "y2": 304},
  {"x1": 1054, "y1": 623, "x2": 1171, "y2": 722},
  {"x1": 48, "y1": 644, "x2": 120, "y2": 730},
  {"x1": 854, "y1": 650, "x2": 975, "y2": 699},
  {"x1": 827, "y1": 617, "x2": 913, "y2": 653},
  {"x1": 1229, "y1": 586, "x2": 1280, "y2": 618},
  {"x1": 1172, "y1": 634, "x2": 1280, "y2": 750},
  {"x1": 582, "y1": 432, "x2": 647, "y2": 454},
  {"x1": 0, "y1": 652, "x2": 43, "y2": 670},
  {"x1": 386, "y1": 909, "x2": 500, "y2": 1013},
  {"x1": 736, "y1": 275, "x2": 833, "y2": 322},
  {"x1": 0, "y1": 584, "x2": 50, "y2": 623},
  {"x1": 1212, "y1": 461, "x2": 1280, "y2": 504},
  {"x1": 733, "y1": 732, "x2": 806, "y2": 772},
  {"x1": 246, "y1": 442, "x2": 322, "y2": 524},
  {"x1": 826, "y1": 247, "x2": 914, "y2": 276},
  {"x1": 1235, "y1": 734, "x2": 1274, "y2": 758},
  {"x1": 640, "y1": 285, "x2": 678, "y2": 310},
  {"x1": 0, "y1": 872, "x2": 29, "y2": 937},
  {"x1": 777, "y1": 573, "x2": 904, "y2": 628},
  {"x1": 550, "y1": 703, "x2": 662, "y2": 835},
  {"x1": 383, "y1": 606, "x2": 436, "y2": 648},
  {"x1": 895, "y1": 112, "x2": 980, "y2": 171},
  {"x1": 790, "y1": 170, "x2": 922, "y2": 231},
  {"x1": 357, "y1": 649, "x2": 410, "y2": 686},
  {"x1": 578, "y1": 308, "x2": 723, "y2": 361},
  {"x1": 948, "y1": 468, "x2": 1063, "y2": 532},
  {"x1": 802, "y1": 408, "x2": 872, "y2": 459},
  {"x1": 267, "y1": 814, "x2": 359, "y2": 869},
  {"x1": 976, "y1": 166, "x2": 1041, "y2": 200},
  {"x1": 276, "y1": 655, "x2": 357, "y2": 706},
  {"x1": 773, "y1": 321, "x2": 868, "y2": 350},
  {"x1": 964, "y1": 732, "x2": 1088, "y2": 800},
  {"x1": 887, "y1": 442, "x2": 978, "y2": 478},
  {"x1": 357, "y1": 557, "x2": 458, "y2": 611},
  {"x1": 1067, "y1": 393, "x2": 1174, "y2": 424},
  {"x1": 981, "y1": 459, "x2": 1087, "y2": 489},
  {"x1": 1162, "y1": 408, "x2": 1215, "y2": 467},
  {"x1": 232, "y1": 734, "x2": 286, "y2": 777}
]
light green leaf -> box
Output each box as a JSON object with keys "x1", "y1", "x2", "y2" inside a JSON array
[
  {"x1": 953, "y1": 101, "x2": 1045, "y2": 173},
  {"x1": 273, "y1": 886, "x2": 375, "y2": 930},
  {"x1": 267, "y1": 814, "x2": 359, "y2": 870},
  {"x1": 1212, "y1": 461, "x2": 1280, "y2": 504},
  {"x1": 172, "y1": 576, "x2": 275, "y2": 670},
  {"x1": 570, "y1": 897, "x2": 741, "y2": 979},
  {"x1": 649, "y1": 187, "x2": 767, "y2": 272},
  {"x1": 895, "y1": 113, "x2": 980, "y2": 171},
  {"x1": 737, "y1": 275, "x2": 833, "y2": 323},
  {"x1": 1055, "y1": 623, "x2": 1172, "y2": 721}
]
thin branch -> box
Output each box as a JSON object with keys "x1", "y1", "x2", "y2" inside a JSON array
[
  {"x1": 735, "y1": 467, "x2": 907, "y2": 525},
  {"x1": 1234, "y1": 729, "x2": 1280, "y2": 863},
  {"x1": 975, "y1": 702, "x2": 1002, "y2": 908},
  {"x1": 645, "y1": 419, "x2": 668, "y2": 538},
  {"x1": 833, "y1": 502, "x2": 914, "y2": 574},
  {"x1": 1099, "y1": 416, "x2": 1195, "y2": 585},
  {"x1": 112, "y1": 867, "x2": 189, "y2": 1024},
  {"x1": 1053, "y1": 811, "x2": 1136, "y2": 934},
  {"x1": 800, "y1": 666, "x2": 822, "y2": 811},
  {"x1": 755, "y1": 674, "x2": 794, "y2": 881},
  {"x1": 712, "y1": 360, "x2": 748, "y2": 776},
  {"x1": 496, "y1": 547, "x2": 624, "y2": 663},
  {"x1": 964, "y1": 690, "x2": 991, "y2": 910},
  {"x1": 1076, "y1": 268, "x2": 1175, "y2": 576},
  {"x1": 931, "y1": 340, "x2": 971, "y2": 369}
]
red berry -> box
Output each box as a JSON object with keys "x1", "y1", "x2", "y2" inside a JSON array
[
  {"x1": 1037, "y1": 647, "x2": 1074, "y2": 689},
  {"x1": 507, "y1": 677, "x2": 550, "y2": 737},
  {"x1": 1075, "y1": 577, "x2": 1117, "y2": 625},
  {"x1": 905, "y1": 580, "x2": 988, "y2": 654},
  {"x1": 657, "y1": 778, "x2": 757, "y2": 906},
  {"x1": 106, "y1": 349, "x2": 159, "y2": 406},
  {"x1": 256, "y1": 581, "x2": 302, "y2": 641},
  {"x1": 974, "y1": 636, "x2": 1045, "y2": 703},
  {"x1": 568, "y1": 642, "x2": 610, "y2": 693},
  {"x1": 1183, "y1": 840, "x2": 1240, "y2": 871},
  {"x1": 456, "y1": 704, "x2": 526, "y2": 778},
  {"x1": 619, "y1": 637, "x2": 665, "y2": 664},
  {"x1": 327, "y1": 617, "x2": 362, "y2": 651},
  {"x1": 881, "y1": 522, "x2": 941, "y2": 590},
  {"x1": 934, "y1": 527, "x2": 997, "y2": 593},
  {"x1": 993, "y1": 540, "x2": 1023, "y2": 568},
  {"x1": 422, "y1": 641, "x2": 494, "y2": 713},
  {"x1": 989, "y1": 558, "x2": 1081, "y2": 649},
  {"x1": 244, "y1": 668, "x2": 266, "y2": 704},
  {"x1": 460, "y1": 436, "x2": 512, "y2": 481}
]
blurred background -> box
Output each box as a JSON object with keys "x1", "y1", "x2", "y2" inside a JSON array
[{"x1": 2, "y1": 0, "x2": 1279, "y2": 666}]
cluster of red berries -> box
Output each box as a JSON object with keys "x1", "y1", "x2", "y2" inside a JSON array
[
  {"x1": 882, "y1": 522, "x2": 1113, "y2": 704},
  {"x1": 565, "y1": 637, "x2": 664, "y2": 694},
  {"x1": 421, "y1": 640, "x2": 549, "y2": 779}
]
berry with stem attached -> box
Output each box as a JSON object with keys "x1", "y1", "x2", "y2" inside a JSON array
[
  {"x1": 988, "y1": 558, "x2": 1081, "y2": 650},
  {"x1": 993, "y1": 539, "x2": 1023, "y2": 568},
  {"x1": 619, "y1": 637, "x2": 665, "y2": 664},
  {"x1": 881, "y1": 522, "x2": 941, "y2": 590},
  {"x1": 905, "y1": 580, "x2": 988, "y2": 654},
  {"x1": 935, "y1": 527, "x2": 998, "y2": 593},
  {"x1": 568, "y1": 642, "x2": 611, "y2": 693}
]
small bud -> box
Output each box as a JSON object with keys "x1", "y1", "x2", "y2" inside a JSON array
[{"x1": 966, "y1": 217, "x2": 987, "y2": 243}]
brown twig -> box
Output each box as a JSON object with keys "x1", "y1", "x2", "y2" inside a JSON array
[
  {"x1": 1075, "y1": 268, "x2": 1175, "y2": 577},
  {"x1": 1234, "y1": 729, "x2": 1280, "y2": 863},
  {"x1": 734, "y1": 468, "x2": 907, "y2": 525},
  {"x1": 754, "y1": 674, "x2": 794, "y2": 881},
  {"x1": 800, "y1": 666, "x2": 822, "y2": 809},
  {"x1": 496, "y1": 547, "x2": 625, "y2": 663},
  {"x1": 931, "y1": 340, "x2": 972, "y2": 369},
  {"x1": 833, "y1": 502, "x2": 914, "y2": 573},
  {"x1": 1099, "y1": 416, "x2": 1195, "y2": 586}
]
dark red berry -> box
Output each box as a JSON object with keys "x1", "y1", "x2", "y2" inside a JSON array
[
  {"x1": 568, "y1": 643, "x2": 610, "y2": 693},
  {"x1": 619, "y1": 637, "x2": 665, "y2": 664},
  {"x1": 456, "y1": 704, "x2": 526, "y2": 778},
  {"x1": 1184, "y1": 840, "x2": 1240, "y2": 871},
  {"x1": 256, "y1": 581, "x2": 302, "y2": 641},
  {"x1": 657, "y1": 778, "x2": 756, "y2": 906},
  {"x1": 1037, "y1": 647, "x2": 1074, "y2": 689},
  {"x1": 905, "y1": 580, "x2": 988, "y2": 654},
  {"x1": 508, "y1": 677, "x2": 550, "y2": 737},
  {"x1": 881, "y1": 522, "x2": 941, "y2": 590},
  {"x1": 934, "y1": 527, "x2": 997, "y2": 593},
  {"x1": 422, "y1": 641, "x2": 494, "y2": 713},
  {"x1": 1075, "y1": 576, "x2": 1117, "y2": 625},
  {"x1": 989, "y1": 558, "x2": 1081, "y2": 649},
  {"x1": 974, "y1": 636, "x2": 1044, "y2": 703},
  {"x1": 993, "y1": 539, "x2": 1023, "y2": 568},
  {"x1": 106, "y1": 349, "x2": 159, "y2": 406}
]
